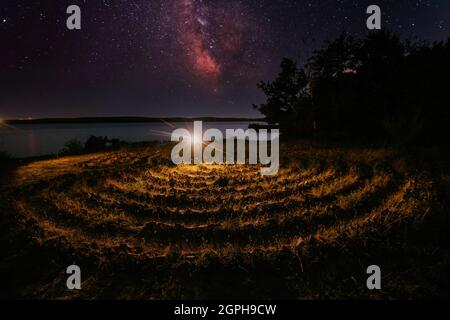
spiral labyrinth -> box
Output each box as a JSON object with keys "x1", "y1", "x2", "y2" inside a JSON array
[{"x1": 3, "y1": 144, "x2": 443, "y2": 299}]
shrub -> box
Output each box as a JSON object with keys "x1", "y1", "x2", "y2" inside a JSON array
[
  {"x1": 59, "y1": 139, "x2": 84, "y2": 156},
  {"x1": 85, "y1": 136, "x2": 109, "y2": 153},
  {"x1": 0, "y1": 151, "x2": 15, "y2": 179}
]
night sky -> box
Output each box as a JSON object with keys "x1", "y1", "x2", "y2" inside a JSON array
[{"x1": 1, "y1": 0, "x2": 449, "y2": 119}]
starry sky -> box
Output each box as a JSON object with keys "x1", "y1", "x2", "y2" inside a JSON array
[{"x1": 1, "y1": 0, "x2": 449, "y2": 119}]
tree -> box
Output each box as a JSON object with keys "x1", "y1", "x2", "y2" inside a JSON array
[
  {"x1": 253, "y1": 58, "x2": 313, "y2": 137},
  {"x1": 308, "y1": 34, "x2": 359, "y2": 79},
  {"x1": 254, "y1": 31, "x2": 450, "y2": 144},
  {"x1": 307, "y1": 34, "x2": 361, "y2": 135}
]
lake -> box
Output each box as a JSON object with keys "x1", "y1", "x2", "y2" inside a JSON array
[{"x1": 0, "y1": 122, "x2": 262, "y2": 158}]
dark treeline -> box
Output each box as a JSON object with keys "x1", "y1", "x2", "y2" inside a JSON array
[
  {"x1": 59, "y1": 135, "x2": 125, "y2": 156},
  {"x1": 254, "y1": 31, "x2": 450, "y2": 144}
]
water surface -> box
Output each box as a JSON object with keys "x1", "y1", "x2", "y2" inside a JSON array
[{"x1": 0, "y1": 122, "x2": 261, "y2": 158}]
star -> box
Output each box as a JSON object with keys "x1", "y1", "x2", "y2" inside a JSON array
[{"x1": 1, "y1": 0, "x2": 449, "y2": 119}]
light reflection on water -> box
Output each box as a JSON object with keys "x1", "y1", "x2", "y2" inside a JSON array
[{"x1": 0, "y1": 122, "x2": 263, "y2": 158}]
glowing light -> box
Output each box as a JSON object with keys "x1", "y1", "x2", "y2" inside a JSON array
[{"x1": 192, "y1": 131, "x2": 202, "y2": 146}]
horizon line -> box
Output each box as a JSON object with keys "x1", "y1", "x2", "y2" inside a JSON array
[{"x1": 4, "y1": 116, "x2": 266, "y2": 124}]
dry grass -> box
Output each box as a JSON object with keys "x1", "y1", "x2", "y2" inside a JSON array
[{"x1": 0, "y1": 141, "x2": 449, "y2": 299}]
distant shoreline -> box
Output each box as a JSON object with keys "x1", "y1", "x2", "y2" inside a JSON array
[{"x1": 5, "y1": 117, "x2": 266, "y2": 125}]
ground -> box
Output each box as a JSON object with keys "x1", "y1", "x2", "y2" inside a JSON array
[{"x1": 0, "y1": 141, "x2": 449, "y2": 299}]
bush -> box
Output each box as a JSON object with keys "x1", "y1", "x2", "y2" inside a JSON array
[
  {"x1": 0, "y1": 151, "x2": 10, "y2": 161},
  {"x1": 0, "y1": 151, "x2": 15, "y2": 179},
  {"x1": 383, "y1": 111, "x2": 424, "y2": 146},
  {"x1": 85, "y1": 136, "x2": 109, "y2": 153},
  {"x1": 59, "y1": 136, "x2": 126, "y2": 156},
  {"x1": 59, "y1": 139, "x2": 84, "y2": 156}
]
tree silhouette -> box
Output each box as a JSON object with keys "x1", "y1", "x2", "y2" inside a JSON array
[
  {"x1": 255, "y1": 31, "x2": 450, "y2": 144},
  {"x1": 253, "y1": 58, "x2": 313, "y2": 137}
]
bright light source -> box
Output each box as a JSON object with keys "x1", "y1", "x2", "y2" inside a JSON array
[{"x1": 192, "y1": 131, "x2": 202, "y2": 146}]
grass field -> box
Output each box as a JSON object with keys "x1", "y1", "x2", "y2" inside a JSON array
[{"x1": 1, "y1": 141, "x2": 449, "y2": 299}]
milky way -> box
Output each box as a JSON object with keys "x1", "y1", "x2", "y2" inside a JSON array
[
  {"x1": 174, "y1": 0, "x2": 222, "y2": 82},
  {"x1": 1, "y1": 0, "x2": 449, "y2": 118},
  {"x1": 161, "y1": 0, "x2": 271, "y2": 92}
]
